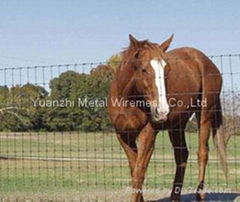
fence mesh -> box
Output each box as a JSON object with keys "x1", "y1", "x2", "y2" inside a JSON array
[{"x1": 0, "y1": 54, "x2": 239, "y2": 201}]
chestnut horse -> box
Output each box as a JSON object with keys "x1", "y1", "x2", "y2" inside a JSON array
[{"x1": 108, "y1": 35, "x2": 227, "y2": 201}]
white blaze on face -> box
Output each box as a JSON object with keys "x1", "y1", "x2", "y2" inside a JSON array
[{"x1": 150, "y1": 59, "x2": 169, "y2": 117}]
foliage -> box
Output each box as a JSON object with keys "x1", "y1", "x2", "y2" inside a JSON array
[
  {"x1": 43, "y1": 54, "x2": 121, "y2": 132},
  {"x1": 0, "y1": 84, "x2": 48, "y2": 131},
  {"x1": 0, "y1": 54, "x2": 121, "y2": 132}
]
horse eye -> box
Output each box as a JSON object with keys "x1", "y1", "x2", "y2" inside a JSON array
[{"x1": 142, "y1": 68, "x2": 147, "y2": 73}]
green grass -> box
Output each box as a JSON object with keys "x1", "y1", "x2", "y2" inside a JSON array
[{"x1": 0, "y1": 131, "x2": 239, "y2": 200}]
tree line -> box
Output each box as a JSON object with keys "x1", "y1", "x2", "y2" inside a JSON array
[{"x1": 0, "y1": 55, "x2": 120, "y2": 132}]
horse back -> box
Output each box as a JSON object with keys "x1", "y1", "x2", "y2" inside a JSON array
[{"x1": 166, "y1": 47, "x2": 222, "y2": 79}]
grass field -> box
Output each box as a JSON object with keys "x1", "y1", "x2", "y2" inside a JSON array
[{"x1": 0, "y1": 131, "x2": 239, "y2": 201}]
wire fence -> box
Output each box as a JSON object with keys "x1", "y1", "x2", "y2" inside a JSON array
[{"x1": 0, "y1": 54, "x2": 240, "y2": 201}]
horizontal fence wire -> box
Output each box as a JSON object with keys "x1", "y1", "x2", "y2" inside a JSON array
[{"x1": 0, "y1": 54, "x2": 239, "y2": 201}]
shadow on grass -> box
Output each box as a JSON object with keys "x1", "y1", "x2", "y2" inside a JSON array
[{"x1": 154, "y1": 193, "x2": 240, "y2": 202}]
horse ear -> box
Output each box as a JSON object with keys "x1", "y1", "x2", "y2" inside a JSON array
[
  {"x1": 159, "y1": 34, "x2": 174, "y2": 52},
  {"x1": 129, "y1": 34, "x2": 139, "y2": 47}
]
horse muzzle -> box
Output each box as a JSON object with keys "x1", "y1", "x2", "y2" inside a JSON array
[{"x1": 150, "y1": 106, "x2": 169, "y2": 123}]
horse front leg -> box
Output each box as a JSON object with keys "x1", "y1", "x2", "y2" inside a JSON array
[
  {"x1": 114, "y1": 107, "x2": 148, "y2": 201},
  {"x1": 131, "y1": 122, "x2": 156, "y2": 202},
  {"x1": 168, "y1": 128, "x2": 189, "y2": 201},
  {"x1": 117, "y1": 132, "x2": 145, "y2": 202},
  {"x1": 117, "y1": 133, "x2": 138, "y2": 177}
]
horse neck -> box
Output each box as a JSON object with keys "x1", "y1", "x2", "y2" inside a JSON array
[{"x1": 116, "y1": 66, "x2": 135, "y2": 99}]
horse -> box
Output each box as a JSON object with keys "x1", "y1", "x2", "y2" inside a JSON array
[{"x1": 108, "y1": 34, "x2": 227, "y2": 202}]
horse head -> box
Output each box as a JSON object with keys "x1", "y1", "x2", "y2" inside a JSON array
[{"x1": 122, "y1": 34, "x2": 174, "y2": 122}]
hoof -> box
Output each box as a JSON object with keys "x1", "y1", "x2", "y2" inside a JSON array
[
  {"x1": 170, "y1": 194, "x2": 181, "y2": 202},
  {"x1": 196, "y1": 192, "x2": 206, "y2": 201},
  {"x1": 196, "y1": 181, "x2": 205, "y2": 201}
]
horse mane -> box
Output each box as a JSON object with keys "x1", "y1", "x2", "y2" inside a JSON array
[
  {"x1": 114, "y1": 39, "x2": 162, "y2": 77},
  {"x1": 121, "y1": 39, "x2": 160, "y2": 60}
]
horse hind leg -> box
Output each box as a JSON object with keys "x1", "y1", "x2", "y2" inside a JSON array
[
  {"x1": 195, "y1": 91, "x2": 225, "y2": 201},
  {"x1": 195, "y1": 108, "x2": 212, "y2": 201}
]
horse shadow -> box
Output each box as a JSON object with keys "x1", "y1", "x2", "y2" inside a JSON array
[{"x1": 151, "y1": 193, "x2": 240, "y2": 202}]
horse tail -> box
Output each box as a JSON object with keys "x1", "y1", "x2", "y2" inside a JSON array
[{"x1": 212, "y1": 99, "x2": 228, "y2": 179}]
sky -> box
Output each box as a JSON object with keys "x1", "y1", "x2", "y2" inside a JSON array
[{"x1": 0, "y1": 0, "x2": 240, "y2": 68}]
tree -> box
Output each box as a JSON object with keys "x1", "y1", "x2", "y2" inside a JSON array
[
  {"x1": 0, "y1": 54, "x2": 121, "y2": 132},
  {"x1": 0, "y1": 84, "x2": 48, "y2": 131}
]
